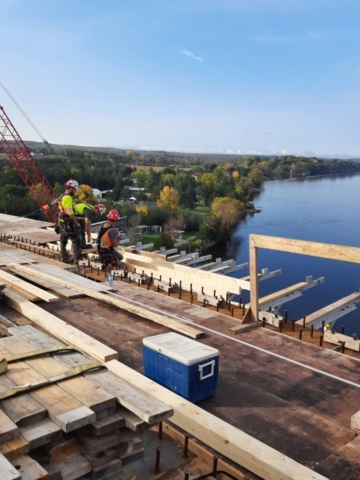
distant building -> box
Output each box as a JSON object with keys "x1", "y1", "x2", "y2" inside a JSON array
[{"x1": 92, "y1": 189, "x2": 113, "y2": 200}]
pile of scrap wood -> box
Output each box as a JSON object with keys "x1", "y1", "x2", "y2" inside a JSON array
[{"x1": 0, "y1": 325, "x2": 173, "y2": 480}]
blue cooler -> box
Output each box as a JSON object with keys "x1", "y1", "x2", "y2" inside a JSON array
[{"x1": 142, "y1": 333, "x2": 219, "y2": 402}]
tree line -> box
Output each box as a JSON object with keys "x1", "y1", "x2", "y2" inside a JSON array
[{"x1": 0, "y1": 147, "x2": 359, "y2": 249}]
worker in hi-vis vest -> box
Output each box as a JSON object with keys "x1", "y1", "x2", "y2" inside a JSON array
[
  {"x1": 73, "y1": 203, "x2": 106, "y2": 249},
  {"x1": 97, "y1": 209, "x2": 123, "y2": 267},
  {"x1": 57, "y1": 179, "x2": 81, "y2": 263}
]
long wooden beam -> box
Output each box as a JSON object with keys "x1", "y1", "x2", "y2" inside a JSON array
[
  {"x1": 121, "y1": 251, "x2": 250, "y2": 297},
  {"x1": 298, "y1": 292, "x2": 360, "y2": 327},
  {"x1": 2, "y1": 289, "x2": 118, "y2": 363},
  {"x1": 9, "y1": 264, "x2": 203, "y2": 339},
  {"x1": 106, "y1": 360, "x2": 328, "y2": 480},
  {"x1": 0, "y1": 269, "x2": 58, "y2": 303},
  {"x1": 249, "y1": 235, "x2": 360, "y2": 323},
  {"x1": 251, "y1": 235, "x2": 360, "y2": 263}
]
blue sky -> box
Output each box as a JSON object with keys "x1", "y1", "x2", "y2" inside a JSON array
[{"x1": 1, "y1": 0, "x2": 359, "y2": 157}]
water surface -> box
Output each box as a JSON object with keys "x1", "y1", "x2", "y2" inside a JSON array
[{"x1": 206, "y1": 174, "x2": 360, "y2": 335}]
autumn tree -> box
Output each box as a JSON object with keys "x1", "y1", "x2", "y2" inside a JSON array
[
  {"x1": 203, "y1": 197, "x2": 245, "y2": 240},
  {"x1": 135, "y1": 203, "x2": 148, "y2": 222},
  {"x1": 74, "y1": 184, "x2": 98, "y2": 204},
  {"x1": 157, "y1": 186, "x2": 180, "y2": 210}
]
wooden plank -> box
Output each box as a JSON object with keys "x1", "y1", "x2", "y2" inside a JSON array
[
  {"x1": 0, "y1": 245, "x2": 37, "y2": 267},
  {"x1": 0, "y1": 369, "x2": 47, "y2": 428},
  {"x1": 106, "y1": 360, "x2": 328, "y2": 480},
  {"x1": 9, "y1": 264, "x2": 203, "y2": 339},
  {"x1": 0, "y1": 335, "x2": 117, "y2": 413},
  {"x1": 6, "y1": 228, "x2": 59, "y2": 244},
  {"x1": 80, "y1": 413, "x2": 125, "y2": 436},
  {"x1": 0, "y1": 269, "x2": 59, "y2": 303},
  {"x1": 300, "y1": 292, "x2": 360, "y2": 327},
  {"x1": 85, "y1": 369, "x2": 173, "y2": 425},
  {"x1": 351, "y1": 411, "x2": 360, "y2": 433},
  {"x1": 248, "y1": 282, "x2": 308, "y2": 308},
  {"x1": 10, "y1": 454, "x2": 49, "y2": 479},
  {"x1": 13, "y1": 263, "x2": 114, "y2": 293},
  {"x1": 4, "y1": 285, "x2": 40, "y2": 302},
  {"x1": 249, "y1": 236, "x2": 259, "y2": 323},
  {"x1": 8, "y1": 269, "x2": 84, "y2": 298},
  {"x1": 0, "y1": 435, "x2": 29, "y2": 461},
  {"x1": 251, "y1": 234, "x2": 360, "y2": 264},
  {"x1": 0, "y1": 453, "x2": 21, "y2": 480},
  {"x1": 20, "y1": 418, "x2": 62, "y2": 449},
  {"x1": 120, "y1": 250, "x2": 250, "y2": 296},
  {"x1": 324, "y1": 331, "x2": 360, "y2": 352},
  {"x1": 0, "y1": 342, "x2": 96, "y2": 434},
  {"x1": 0, "y1": 410, "x2": 19, "y2": 444},
  {"x1": 57, "y1": 455, "x2": 91, "y2": 480},
  {"x1": 2, "y1": 290, "x2": 118, "y2": 363},
  {"x1": 8, "y1": 325, "x2": 173, "y2": 426}
]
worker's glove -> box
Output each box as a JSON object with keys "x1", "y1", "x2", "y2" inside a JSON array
[{"x1": 54, "y1": 225, "x2": 60, "y2": 234}]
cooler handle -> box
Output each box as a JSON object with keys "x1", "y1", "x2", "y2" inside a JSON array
[{"x1": 198, "y1": 359, "x2": 215, "y2": 380}]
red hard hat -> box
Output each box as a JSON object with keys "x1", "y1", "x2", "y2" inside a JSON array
[
  {"x1": 96, "y1": 203, "x2": 106, "y2": 215},
  {"x1": 107, "y1": 209, "x2": 119, "y2": 221}
]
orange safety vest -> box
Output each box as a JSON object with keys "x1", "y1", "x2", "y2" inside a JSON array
[{"x1": 98, "y1": 222, "x2": 114, "y2": 249}]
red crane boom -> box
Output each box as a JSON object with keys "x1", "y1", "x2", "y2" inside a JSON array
[{"x1": 0, "y1": 105, "x2": 57, "y2": 222}]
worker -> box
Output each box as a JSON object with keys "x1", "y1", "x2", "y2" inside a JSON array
[
  {"x1": 97, "y1": 209, "x2": 123, "y2": 267},
  {"x1": 73, "y1": 203, "x2": 106, "y2": 249},
  {"x1": 57, "y1": 179, "x2": 82, "y2": 263}
]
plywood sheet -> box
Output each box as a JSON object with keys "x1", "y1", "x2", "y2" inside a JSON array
[
  {"x1": 7, "y1": 228, "x2": 59, "y2": 245},
  {"x1": 0, "y1": 244, "x2": 37, "y2": 267},
  {"x1": 0, "y1": 215, "x2": 53, "y2": 232},
  {"x1": 13, "y1": 263, "x2": 115, "y2": 293}
]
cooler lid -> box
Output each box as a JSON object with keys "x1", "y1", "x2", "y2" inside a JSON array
[{"x1": 143, "y1": 333, "x2": 219, "y2": 365}]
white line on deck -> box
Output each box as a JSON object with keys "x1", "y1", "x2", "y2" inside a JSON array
[{"x1": 108, "y1": 290, "x2": 360, "y2": 390}]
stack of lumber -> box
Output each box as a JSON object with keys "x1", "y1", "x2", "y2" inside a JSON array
[{"x1": 0, "y1": 325, "x2": 173, "y2": 480}]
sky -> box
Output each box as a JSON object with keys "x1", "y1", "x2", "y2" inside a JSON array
[{"x1": 1, "y1": 0, "x2": 360, "y2": 158}]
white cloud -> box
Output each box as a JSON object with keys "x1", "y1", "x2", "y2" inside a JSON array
[{"x1": 181, "y1": 49, "x2": 204, "y2": 62}]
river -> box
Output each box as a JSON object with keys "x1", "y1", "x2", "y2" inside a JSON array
[{"x1": 205, "y1": 173, "x2": 360, "y2": 336}]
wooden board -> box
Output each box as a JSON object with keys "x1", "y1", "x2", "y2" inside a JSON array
[
  {"x1": 0, "y1": 269, "x2": 59, "y2": 303},
  {"x1": 0, "y1": 453, "x2": 21, "y2": 480},
  {"x1": 0, "y1": 362, "x2": 47, "y2": 428},
  {"x1": 121, "y1": 250, "x2": 250, "y2": 296},
  {"x1": 0, "y1": 335, "x2": 117, "y2": 413},
  {"x1": 12, "y1": 263, "x2": 114, "y2": 292},
  {"x1": 106, "y1": 360, "x2": 328, "y2": 480},
  {"x1": 7, "y1": 269, "x2": 84, "y2": 299},
  {"x1": 6, "y1": 228, "x2": 59, "y2": 244},
  {"x1": 0, "y1": 435, "x2": 29, "y2": 461},
  {"x1": 0, "y1": 244, "x2": 37, "y2": 267},
  {"x1": 0, "y1": 410, "x2": 19, "y2": 444},
  {"x1": 2, "y1": 290, "x2": 118, "y2": 363},
  {"x1": 301, "y1": 292, "x2": 360, "y2": 327},
  {"x1": 10, "y1": 454, "x2": 49, "y2": 479},
  {"x1": 324, "y1": 331, "x2": 360, "y2": 352},
  {"x1": 8, "y1": 325, "x2": 173, "y2": 426},
  {"x1": 0, "y1": 340, "x2": 96, "y2": 433},
  {"x1": 0, "y1": 215, "x2": 53, "y2": 231},
  {"x1": 9, "y1": 264, "x2": 204, "y2": 339},
  {"x1": 19, "y1": 418, "x2": 62, "y2": 449},
  {"x1": 86, "y1": 369, "x2": 173, "y2": 425}
]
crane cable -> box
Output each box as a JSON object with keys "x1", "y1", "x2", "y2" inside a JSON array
[{"x1": 0, "y1": 81, "x2": 71, "y2": 174}]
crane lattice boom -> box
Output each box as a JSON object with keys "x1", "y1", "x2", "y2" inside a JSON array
[{"x1": 0, "y1": 106, "x2": 57, "y2": 221}]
